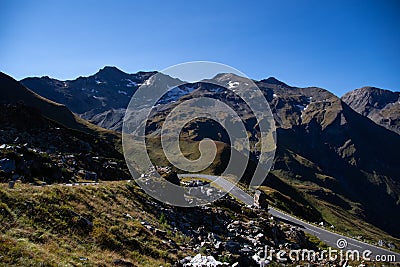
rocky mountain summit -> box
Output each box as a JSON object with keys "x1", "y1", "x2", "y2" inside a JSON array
[
  {"x1": 342, "y1": 86, "x2": 400, "y2": 134},
  {"x1": 20, "y1": 67, "x2": 195, "y2": 130},
  {"x1": 21, "y1": 66, "x2": 154, "y2": 115}
]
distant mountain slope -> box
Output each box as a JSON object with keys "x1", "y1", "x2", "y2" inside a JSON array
[
  {"x1": 342, "y1": 87, "x2": 400, "y2": 134},
  {"x1": 21, "y1": 66, "x2": 156, "y2": 115},
  {"x1": 20, "y1": 67, "x2": 197, "y2": 129},
  {"x1": 251, "y1": 77, "x2": 400, "y2": 238},
  {"x1": 83, "y1": 108, "x2": 127, "y2": 131},
  {"x1": 141, "y1": 74, "x2": 400, "y2": 238},
  {"x1": 0, "y1": 72, "x2": 131, "y2": 183},
  {"x1": 2, "y1": 72, "x2": 84, "y2": 131},
  {"x1": 1, "y1": 72, "x2": 119, "y2": 141}
]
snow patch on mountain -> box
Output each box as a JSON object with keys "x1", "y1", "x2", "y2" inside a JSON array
[
  {"x1": 125, "y1": 79, "x2": 137, "y2": 87},
  {"x1": 143, "y1": 78, "x2": 152, "y2": 86},
  {"x1": 227, "y1": 81, "x2": 239, "y2": 89},
  {"x1": 93, "y1": 95, "x2": 105, "y2": 100},
  {"x1": 156, "y1": 86, "x2": 196, "y2": 104}
]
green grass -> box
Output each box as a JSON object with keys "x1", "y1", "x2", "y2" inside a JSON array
[{"x1": 0, "y1": 182, "x2": 187, "y2": 266}]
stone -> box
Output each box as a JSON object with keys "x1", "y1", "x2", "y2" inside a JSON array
[
  {"x1": 180, "y1": 254, "x2": 229, "y2": 266},
  {"x1": 253, "y1": 190, "x2": 268, "y2": 209}
]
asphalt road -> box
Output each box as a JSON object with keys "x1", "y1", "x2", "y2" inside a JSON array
[
  {"x1": 179, "y1": 174, "x2": 400, "y2": 262},
  {"x1": 268, "y1": 207, "x2": 400, "y2": 262}
]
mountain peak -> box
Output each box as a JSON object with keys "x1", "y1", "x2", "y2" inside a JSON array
[
  {"x1": 260, "y1": 77, "x2": 288, "y2": 86},
  {"x1": 343, "y1": 86, "x2": 399, "y2": 104},
  {"x1": 350, "y1": 86, "x2": 392, "y2": 96},
  {"x1": 97, "y1": 66, "x2": 126, "y2": 75},
  {"x1": 358, "y1": 86, "x2": 381, "y2": 91},
  {"x1": 342, "y1": 86, "x2": 400, "y2": 134}
]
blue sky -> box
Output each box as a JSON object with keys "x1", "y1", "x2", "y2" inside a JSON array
[{"x1": 0, "y1": 0, "x2": 399, "y2": 96}]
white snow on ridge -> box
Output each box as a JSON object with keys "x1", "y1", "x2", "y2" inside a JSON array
[
  {"x1": 95, "y1": 79, "x2": 103, "y2": 84},
  {"x1": 143, "y1": 78, "x2": 152, "y2": 86},
  {"x1": 227, "y1": 80, "x2": 240, "y2": 89},
  {"x1": 118, "y1": 90, "x2": 128, "y2": 95},
  {"x1": 125, "y1": 79, "x2": 137, "y2": 87},
  {"x1": 157, "y1": 86, "x2": 196, "y2": 103}
]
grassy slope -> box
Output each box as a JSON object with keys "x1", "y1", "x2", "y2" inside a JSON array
[
  {"x1": 0, "y1": 182, "x2": 187, "y2": 267},
  {"x1": 123, "y1": 136, "x2": 229, "y2": 175},
  {"x1": 2, "y1": 180, "x2": 345, "y2": 267}
]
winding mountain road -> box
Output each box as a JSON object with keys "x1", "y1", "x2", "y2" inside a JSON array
[{"x1": 179, "y1": 174, "x2": 400, "y2": 262}]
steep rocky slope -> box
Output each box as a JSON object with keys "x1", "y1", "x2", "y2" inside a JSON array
[
  {"x1": 342, "y1": 86, "x2": 400, "y2": 134},
  {"x1": 256, "y1": 81, "x2": 400, "y2": 238}
]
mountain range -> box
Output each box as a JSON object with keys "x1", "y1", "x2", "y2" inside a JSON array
[
  {"x1": 21, "y1": 67, "x2": 400, "y2": 136},
  {"x1": 2, "y1": 67, "x2": 400, "y2": 247}
]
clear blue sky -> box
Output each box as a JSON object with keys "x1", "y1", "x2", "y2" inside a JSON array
[{"x1": 1, "y1": 0, "x2": 399, "y2": 96}]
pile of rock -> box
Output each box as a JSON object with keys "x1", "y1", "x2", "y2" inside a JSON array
[{"x1": 178, "y1": 254, "x2": 229, "y2": 267}]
